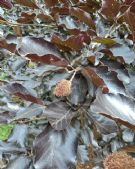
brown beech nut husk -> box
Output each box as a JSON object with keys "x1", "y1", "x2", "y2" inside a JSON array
[
  {"x1": 53, "y1": 79, "x2": 71, "y2": 97},
  {"x1": 103, "y1": 151, "x2": 135, "y2": 169}
]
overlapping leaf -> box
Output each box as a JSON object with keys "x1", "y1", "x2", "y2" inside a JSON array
[
  {"x1": 124, "y1": 2, "x2": 135, "y2": 41},
  {"x1": 43, "y1": 101, "x2": 76, "y2": 130},
  {"x1": 100, "y1": 0, "x2": 120, "y2": 19},
  {"x1": 68, "y1": 74, "x2": 88, "y2": 105},
  {"x1": 17, "y1": 12, "x2": 36, "y2": 24},
  {"x1": 33, "y1": 124, "x2": 78, "y2": 169},
  {"x1": 18, "y1": 37, "x2": 68, "y2": 67},
  {"x1": 0, "y1": 38, "x2": 16, "y2": 53},
  {"x1": 2, "y1": 83, "x2": 44, "y2": 105},
  {"x1": 14, "y1": 0, "x2": 38, "y2": 8},
  {"x1": 0, "y1": 0, "x2": 13, "y2": 9},
  {"x1": 70, "y1": 7, "x2": 95, "y2": 29},
  {"x1": 51, "y1": 33, "x2": 90, "y2": 51},
  {"x1": 91, "y1": 89, "x2": 135, "y2": 128},
  {"x1": 82, "y1": 66, "x2": 126, "y2": 95}
]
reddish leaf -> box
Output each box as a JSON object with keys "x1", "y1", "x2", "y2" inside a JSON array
[
  {"x1": 17, "y1": 12, "x2": 36, "y2": 24},
  {"x1": 123, "y1": 0, "x2": 134, "y2": 5},
  {"x1": 14, "y1": 0, "x2": 38, "y2": 8},
  {"x1": 82, "y1": 66, "x2": 126, "y2": 95},
  {"x1": 0, "y1": 16, "x2": 7, "y2": 24},
  {"x1": 0, "y1": 0, "x2": 13, "y2": 9},
  {"x1": 51, "y1": 33, "x2": 91, "y2": 51},
  {"x1": 124, "y1": 2, "x2": 135, "y2": 41},
  {"x1": 26, "y1": 54, "x2": 68, "y2": 67},
  {"x1": 82, "y1": 67, "x2": 109, "y2": 93},
  {"x1": 18, "y1": 37, "x2": 69, "y2": 67},
  {"x1": 55, "y1": 14, "x2": 88, "y2": 35},
  {"x1": 37, "y1": 13, "x2": 54, "y2": 23},
  {"x1": 0, "y1": 38, "x2": 16, "y2": 53},
  {"x1": 91, "y1": 89, "x2": 135, "y2": 128},
  {"x1": 44, "y1": 0, "x2": 58, "y2": 7},
  {"x1": 33, "y1": 125, "x2": 78, "y2": 169},
  {"x1": 51, "y1": 6, "x2": 69, "y2": 16},
  {"x1": 100, "y1": 0, "x2": 120, "y2": 19},
  {"x1": 3, "y1": 83, "x2": 44, "y2": 105},
  {"x1": 70, "y1": 7, "x2": 95, "y2": 29}
]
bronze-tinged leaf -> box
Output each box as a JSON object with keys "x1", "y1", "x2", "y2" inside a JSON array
[
  {"x1": 17, "y1": 12, "x2": 36, "y2": 24},
  {"x1": 18, "y1": 37, "x2": 69, "y2": 67},
  {"x1": 82, "y1": 67, "x2": 107, "y2": 93},
  {"x1": 123, "y1": 0, "x2": 134, "y2": 5},
  {"x1": 13, "y1": 26, "x2": 22, "y2": 36},
  {"x1": 3, "y1": 83, "x2": 44, "y2": 105},
  {"x1": 0, "y1": 16, "x2": 7, "y2": 24},
  {"x1": 14, "y1": 0, "x2": 38, "y2": 8},
  {"x1": 120, "y1": 145, "x2": 135, "y2": 153},
  {"x1": 70, "y1": 7, "x2": 95, "y2": 29},
  {"x1": 124, "y1": 2, "x2": 135, "y2": 42},
  {"x1": 0, "y1": 0, "x2": 13, "y2": 9},
  {"x1": 82, "y1": 66, "x2": 126, "y2": 95},
  {"x1": 100, "y1": 0, "x2": 120, "y2": 19},
  {"x1": 51, "y1": 6, "x2": 69, "y2": 16},
  {"x1": 26, "y1": 54, "x2": 68, "y2": 67},
  {"x1": 44, "y1": 0, "x2": 58, "y2": 7},
  {"x1": 37, "y1": 13, "x2": 54, "y2": 23},
  {"x1": 33, "y1": 124, "x2": 78, "y2": 169},
  {"x1": 0, "y1": 38, "x2": 16, "y2": 53},
  {"x1": 51, "y1": 33, "x2": 91, "y2": 51}
]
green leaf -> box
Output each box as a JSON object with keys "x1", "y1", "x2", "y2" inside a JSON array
[
  {"x1": 0, "y1": 72, "x2": 8, "y2": 80},
  {"x1": 92, "y1": 37, "x2": 116, "y2": 45},
  {"x1": 0, "y1": 124, "x2": 14, "y2": 141}
]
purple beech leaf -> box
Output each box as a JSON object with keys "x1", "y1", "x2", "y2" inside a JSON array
[
  {"x1": 6, "y1": 156, "x2": 31, "y2": 169},
  {"x1": 77, "y1": 145, "x2": 89, "y2": 163},
  {"x1": 0, "y1": 38, "x2": 16, "y2": 53},
  {"x1": 125, "y1": 70, "x2": 135, "y2": 99},
  {"x1": 43, "y1": 101, "x2": 76, "y2": 130},
  {"x1": 33, "y1": 124, "x2": 78, "y2": 169},
  {"x1": 2, "y1": 83, "x2": 44, "y2": 105},
  {"x1": 17, "y1": 12, "x2": 36, "y2": 24},
  {"x1": 0, "y1": 0, "x2": 13, "y2": 9},
  {"x1": 26, "y1": 54, "x2": 68, "y2": 67},
  {"x1": 102, "y1": 60, "x2": 130, "y2": 84},
  {"x1": 8, "y1": 124, "x2": 28, "y2": 148},
  {"x1": 14, "y1": 0, "x2": 38, "y2": 8},
  {"x1": 0, "y1": 141, "x2": 27, "y2": 154},
  {"x1": 55, "y1": 15, "x2": 88, "y2": 35},
  {"x1": 91, "y1": 89, "x2": 135, "y2": 127},
  {"x1": 124, "y1": 2, "x2": 135, "y2": 41},
  {"x1": 100, "y1": 0, "x2": 120, "y2": 19},
  {"x1": 82, "y1": 66, "x2": 126, "y2": 95},
  {"x1": 51, "y1": 33, "x2": 91, "y2": 51},
  {"x1": 110, "y1": 44, "x2": 135, "y2": 64},
  {"x1": 88, "y1": 111, "x2": 118, "y2": 134},
  {"x1": 68, "y1": 74, "x2": 88, "y2": 105},
  {"x1": 70, "y1": 7, "x2": 95, "y2": 29},
  {"x1": 11, "y1": 104, "x2": 44, "y2": 121},
  {"x1": 18, "y1": 37, "x2": 68, "y2": 67},
  {"x1": 44, "y1": 0, "x2": 58, "y2": 7}
]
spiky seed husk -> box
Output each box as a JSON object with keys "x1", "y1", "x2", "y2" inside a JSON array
[
  {"x1": 53, "y1": 79, "x2": 71, "y2": 97},
  {"x1": 103, "y1": 151, "x2": 135, "y2": 169}
]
